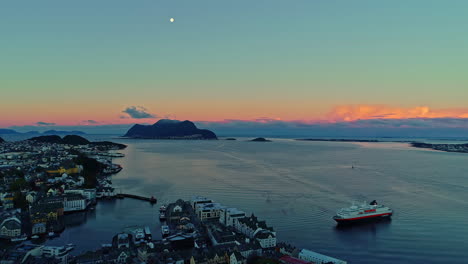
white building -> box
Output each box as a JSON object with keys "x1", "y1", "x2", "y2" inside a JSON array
[
  {"x1": 234, "y1": 214, "x2": 274, "y2": 239},
  {"x1": 41, "y1": 245, "x2": 72, "y2": 264},
  {"x1": 220, "y1": 208, "x2": 246, "y2": 227},
  {"x1": 32, "y1": 222, "x2": 46, "y2": 235},
  {"x1": 195, "y1": 202, "x2": 225, "y2": 221},
  {"x1": 63, "y1": 194, "x2": 86, "y2": 212},
  {"x1": 26, "y1": 191, "x2": 38, "y2": 204},
  {"x1": 96, "y1": 187, "x2": 116, "y2": 198},
  {"x1": 0, "y1": 216, "x2": 21, "y2": 238},
  {"x1": 298, "y1": 249, "x2": 347, "y2": 264},
  {"x1": 64, "y1": 189, "x2": 96, "y2": 206},
  {"x1": 254, "y1": 230, "x2": 276, "y2": 249}
]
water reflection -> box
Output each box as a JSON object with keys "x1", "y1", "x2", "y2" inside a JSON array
[{"x1": 334, "y1": 218, "x2": 392, "y2": 232}]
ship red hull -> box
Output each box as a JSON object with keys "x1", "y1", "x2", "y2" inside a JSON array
[{"x1": 334, "y1": 212, "x2": 392, "y2": 224}]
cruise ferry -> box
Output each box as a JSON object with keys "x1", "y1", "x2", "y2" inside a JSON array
[{"x1": 333, "y1": 200, "x2": 393, "y2": 223}]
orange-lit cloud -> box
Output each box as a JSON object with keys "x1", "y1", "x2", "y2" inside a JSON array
[{"x1": 327, "y1": 105, "x2": 468, "y2": 122}]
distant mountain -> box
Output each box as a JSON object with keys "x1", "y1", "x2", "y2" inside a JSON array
[
  {"x1": 28, "y1": 134, "x2": 126, "y2": 149},
  {"x1": 29, "y1": 135, "x2": 63, "y2": 144},
  {"x1": 0, "y1": 137, "x2": 4, "y2": 143},
  {"x1": 29, "y1": 135, "x2": 90, "y2": 145},
  {"x1": 0, "y1": 129, "x2": 20, "y2": 135},
  {"x1": 124, "y1": 119, "x2": 217, "y2": 139},
  {"x1": 0, "y1": 129, "x2": 86, "y2": 135},
  {"x1": 43, "y1": 130, "x2": 86, "y2": 135}
]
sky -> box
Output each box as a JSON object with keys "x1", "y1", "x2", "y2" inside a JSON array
[{"x1": 1, "y1": 0, "x2": 468, "y2": 134}]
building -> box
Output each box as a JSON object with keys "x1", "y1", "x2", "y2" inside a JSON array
[
  {"x1": 229, "y1": 251, "x2": 246, "y2": 264},
  {"x1": 63, "y1": 194, "x2": 86, "y2": 212},
  {"x1": 1, "y1": 193, "x2": 14, "y2": 209},
  {"x1": 280, "y1": 255, "x2": 313, "y2": 264},
  {"x1": 31, "y1": 198, "x2": 64, "y2": 223},
  {"x1": 0, "y1": 216, "x2": 21, "y2": 238},
  {"x1": 32, "y1": 222, "x2": 47, "y2": 235},
  {"x1": 191, "y1": 196, "x2": 214, "y2": 209},
  {"x1": 195, "y1": 202, "x2": 225, "y2": 221},
  {"x1": 234, "y1": 214, "x2": 275, "y2": 240},
  {"x1": 26, "y1": 191, "x2": 38, "y2": 204},
  {"x1": 64, "y1": 189, "x2": 96, "y2": 206},
  {"x1": 298, "y1": 249, "x2": 347, "y2": 264},
  {"x1": 46, "y1": 165, "x2": 81, "y2": 176},
  {"x1": 96, "y1": 187, "x2": 115, "y2": 198},
  {"x1": 220, "y1": 208, "x2": 246, "y2": 227},
  {"x1": 254, "y1": 230, "x2": 276, "y2": 248},
  {"x1": 41, "y1": 245, "x2": 72, "y2": 264},
  {"x1": 112, "y1": 233, "x2": 133, "y2": 249}
]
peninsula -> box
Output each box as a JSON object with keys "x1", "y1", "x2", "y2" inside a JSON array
[
  {"x1": 411, "y1": 142, "x2": 468, "y2": 153},
  {"x1": 296, "y1": 138, "x2": 379, "y2": 142},
  {"x1": 0, "y1": 129, "x2": 86, "y2": 135},
  {"x1": 124, "y1": 119, "x2": 217, "y2": 140}
]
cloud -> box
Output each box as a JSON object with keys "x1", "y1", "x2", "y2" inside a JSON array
[
  {"x1": 121, "y1": 106, "x2": 156, "y2": 119},
  {"x1": 327, "y1": 105, "x2": 468, "y2": 122},
  {"x1": 80, "y1": 120, "x2": 100, "y2": 125},
  {"x1": 36, "y1": 121, "x2": 56, "y2": 126}
]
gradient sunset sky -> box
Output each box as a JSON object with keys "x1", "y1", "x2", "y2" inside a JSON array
[{"x1": 1, "y1": 0, "x2": 467, "y2": 127}]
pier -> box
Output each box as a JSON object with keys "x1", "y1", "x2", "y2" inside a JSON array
[{"x1": 116, "y1": 193, "x2": 157, "y2": 204}]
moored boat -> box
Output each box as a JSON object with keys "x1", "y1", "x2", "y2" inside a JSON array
[
  {"x1": 333, "y1": 200, "x2": 393, "y2": 224},
  {"x1": 10, "y1": 234, "x2": 28, "y2": 242},
  {"x1": 161, "y1": 225, "x2": 170, "y2": 237}
]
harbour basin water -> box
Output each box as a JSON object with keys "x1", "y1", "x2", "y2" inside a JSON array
[{"x1": 43, "y1": 137, "x2": 468, "y2": 264}]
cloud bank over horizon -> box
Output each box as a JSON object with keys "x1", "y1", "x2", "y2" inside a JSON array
[
  {"x1": 327, "y1": 105, "x2": 468, "y2": 122},
  {"x1": 6, "y1": 117, "x2": 468, "y2": 138}
]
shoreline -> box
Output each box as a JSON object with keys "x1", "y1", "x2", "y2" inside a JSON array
[{"x1": 296, "y1": 138, "x2": 468, "y2": 153}]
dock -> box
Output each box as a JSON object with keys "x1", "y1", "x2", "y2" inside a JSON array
[{"x1": 116, "y1": 193, "x2": 157, "y2": 204}]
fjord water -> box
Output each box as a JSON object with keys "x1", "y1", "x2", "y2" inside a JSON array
[{"x1": 47, "y1": 138, "x2": 468, "y2": 263}]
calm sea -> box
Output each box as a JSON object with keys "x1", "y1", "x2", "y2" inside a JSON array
[{"x1": 27, "y1": 136, "x2": 467, "y2": 263}]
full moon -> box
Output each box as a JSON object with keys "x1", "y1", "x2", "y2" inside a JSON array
[{"x1": 170, "y1": 18, "x2": 175, "y2": 23}]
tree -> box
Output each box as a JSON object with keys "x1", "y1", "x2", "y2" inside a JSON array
[
  {"x1": 10, "y1": 178, "x2": 28, "y2": 192},
  {"x1": 73, "y1": 154, "x2": 102, "y2": 188},
  {"x1": 13, "y1": 192, "x2": 28, "y2": 210}
]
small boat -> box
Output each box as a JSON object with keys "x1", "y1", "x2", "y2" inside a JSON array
[
  {"x1": 161, "y1": 225, "x2": 170, "y2": 237},
  {"x1": 11, "y1": 235, "x2": 28, "y2": 242},
  {"x1": 48, "y1": 232, "x2": 55, "y2": 238},
  {"x1": 144, "y1": 226, "x2": 152, "y2": 240},
  {"x1": 31, "y1": 235, "x2": 40, "y2": 239}
]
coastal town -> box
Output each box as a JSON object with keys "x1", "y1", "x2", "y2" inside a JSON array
[{"x1": 0, "y1": 136, "x2": 346, "y2": 264}]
